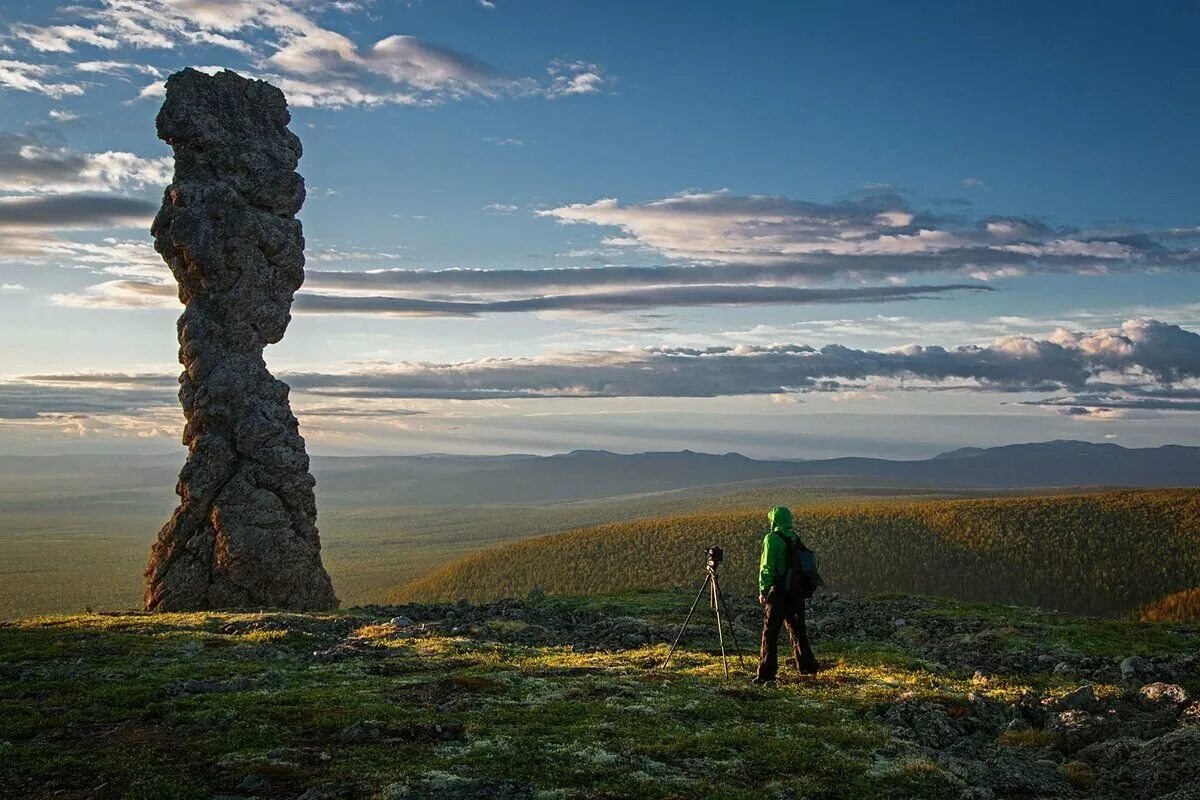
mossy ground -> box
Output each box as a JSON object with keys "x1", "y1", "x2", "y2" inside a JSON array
[{"x1": 1, "y1": 592, "x2": 1196, "y2": 800}]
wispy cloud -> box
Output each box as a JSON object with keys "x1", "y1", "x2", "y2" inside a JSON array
[
  {"x1": 0, "y1": 194, "x2": 156, "y2": 230},
  {"x1": 75, "y1": 60, "x2": 163, "y2": 77},
  {"x1": 51, "y1": 279, "x2": 987, "y2": 316},
  {"x1": 0, "y1": 196, "x2": 157, "y2": 262},
  {"x1": 539, "y1": 190, "x2": 1200, "y2": 281},
  {"x1": 0, "y1": 131, "x2": 170, "y2": 193},
  {"x1": 542, "y1": 59, "x2": 608, "y2": 98},
  {"x1": 5, "y1": 0, "x2": 610, "y2": 109},
  {"x1": 0, "y1": 59, "x2": 84, "y2": 97},
  {"x1": 15, "y1": 320, "x2": 1200, "y2": 409}
]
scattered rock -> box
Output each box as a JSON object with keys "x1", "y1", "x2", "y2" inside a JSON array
[
  {"x1": 958, "y1": 789, "x2": 994, "y2": 800},
  {"x1": 336, "y1": 721, "x2": 384, "y2": 744},
  {"x1": 1045, "y1": 709, "x2": 1114, "y2": 753},
  {"x1": 293, "y1": 786, "x2": 359, "y2": 800},
  {"x1": 336, "y1": 720, "x2": 464, "y2": 745},
  {"x1": 883, "y1": 700, "x2": 963, "y2": 748},
  {"x1": 1120, "y1": 656, "x2": 1154, "y2": 684},
  {"x1": 1138, "y1": 682, "x2": 1189, "y2": 708},
  {"x1": 1115, "y1": 728, "x2": 1200, "y2": 799},
  {"x1": 237, "y1": 773, "x2": 267, "y2": 792},
  {"x1": 1047, "y1": 684, "x2": 1099, "y2": 712}
]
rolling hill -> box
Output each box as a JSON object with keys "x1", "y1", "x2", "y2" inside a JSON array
[{"x1": 391, "y1": 489, "x2": 1200, "y2": 616}]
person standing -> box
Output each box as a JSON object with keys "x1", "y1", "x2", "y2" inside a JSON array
[{"x1": 754, "y1": 506, "x2": 819, "y2": 683}]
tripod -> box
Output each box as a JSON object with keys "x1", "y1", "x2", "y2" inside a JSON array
[{"x1": 660, "y1": 551, "x2": 746, "y2": 676}]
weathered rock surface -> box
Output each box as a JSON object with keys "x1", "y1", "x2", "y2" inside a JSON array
[{"x1": 144, "y1": 68, "x2": 337, "y2": 611}]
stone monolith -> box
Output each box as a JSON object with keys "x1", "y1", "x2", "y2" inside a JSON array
[{"x1": 144, "y1": 68, "x2": 338, "y2": 611}]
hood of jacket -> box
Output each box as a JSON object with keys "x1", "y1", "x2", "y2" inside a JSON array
[{"x1": 768, "y1": 506, "x2": 794, "y2": 535}]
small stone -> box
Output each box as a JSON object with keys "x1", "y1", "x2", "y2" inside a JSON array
[
  {"x1": 1004, "y1": 718, "x2": 1030, "y2": 734},
  {"x1": 389, "y1": 616, "x2": 414, "y2": 627},
  {"x1": 237, "y1": 773, "x2": 266, "y2": 791},
  {"x1": 1139, "y1": 682, "x2": 1189, "y2": 707},
  {"x1": 174, "y1": 679, "x2": 220, "y2": 695},
  {"x1": 1120, "y1": 656, "x2": 1154, "y2": 683},
  {"x1": 336, "y1": 721, "x2": 383, "y2": 743},
  {"x1": 1055, "y1": 685, "x2": 1099, "y2": 712},
  {"x1": 959, "y1": 789, "x2": 995, "y2": 800}
]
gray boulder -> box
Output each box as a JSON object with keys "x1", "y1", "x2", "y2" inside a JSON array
[
  {"x1": 1117, "y1": 728, "x2": 1200, "y2": 799},
  {"x1": 1119, "y1": 656, "x2": 1155, "y2": 685}
]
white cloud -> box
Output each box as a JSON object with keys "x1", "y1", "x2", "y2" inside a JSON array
[
  {"x1": 538, "y1": 190, "x2": 1200, "y2": 281},
  {"x1": 543, "y1": 59, "x2": 607, "y2": 98},
  {"x1": 9, "y1": 23, "x2": 119, "y2": 53},
  {"x1": 48, "y1": 109, "x2": 80, "y2": 121},
  {"x1": 50, "y1": 279, "x2": 177, "y2": 309},
  {"x1": 7, "y1": 1, "x2": 609, "y2": 108},
  {"x1": 75, "y1": 60, "x2": 163, "y2": 77},
  {"x1": 266, "y1": 28, "x2": 515, "y2": 103},
  {"x1": 0, "y1": 132, "x2": 171, "y2": 193},
  {"x1": 21, "y1": 318, "x2": 1198, "y2": 404},
  {"x1": 0, "y1": 60, "x2": 85, "y2": 98}
]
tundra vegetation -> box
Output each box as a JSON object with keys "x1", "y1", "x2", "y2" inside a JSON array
[
  {"x1": 2, "y1": 591, "x2": 1198, "y2": 799},
  {"x1": 0, "y1": 482, "x2": 1001, "y2": 619},
  {"x1": 393, "y1": 490, "x2": 1200, "y2": 618}
]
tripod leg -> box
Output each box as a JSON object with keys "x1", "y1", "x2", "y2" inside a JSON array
[
  {"x1": 710, "y1": 575, "x2": 729, "y2": 677},
  {"x1": 660, "y1": 573, "x2": 712, "y2": 670},
  {"x1": 711, "y1": 574, "x2": 747, "y2": 671}
]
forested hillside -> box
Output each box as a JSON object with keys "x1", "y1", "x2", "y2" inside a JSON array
[{"x1": 392, "y1": 490, "x2": 1200, "y2": 616}]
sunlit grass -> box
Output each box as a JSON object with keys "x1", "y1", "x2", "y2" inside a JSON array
[
  {"x1": 3, "y1": 591, "x2": 1196, "y2": 799},
  {"x1": 393, "y1": 489, "x2": 1200, "y2": 618}
]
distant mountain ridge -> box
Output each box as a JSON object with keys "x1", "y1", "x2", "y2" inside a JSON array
[
  {"x1": 307, "y1": 439, "x2": 1200, "y2": 504},
  {"x1": 1, "y1": 440, "x2": 1196, "y2": 507}
]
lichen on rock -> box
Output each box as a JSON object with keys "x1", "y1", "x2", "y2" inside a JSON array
[{"x1": 144, "y1": 68, "x2": 338, "y2": 611}]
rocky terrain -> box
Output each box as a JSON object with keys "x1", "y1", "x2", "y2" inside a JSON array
[{"x1": 1, "y1": 592, "x2": 1197, "y2": 799}]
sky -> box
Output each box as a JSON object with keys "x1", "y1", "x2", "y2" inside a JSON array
[{"x1": 1, "y1": 0, "x2": 1199, "y2": 458}]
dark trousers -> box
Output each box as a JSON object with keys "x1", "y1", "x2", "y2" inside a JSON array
[{"x1": 757, "y1": 587, "x2": 817, "y2": 680}]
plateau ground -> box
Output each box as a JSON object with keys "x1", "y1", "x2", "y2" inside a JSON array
[{"x1": 2, "y1": 592, "x2": 1198, "y2": 800}]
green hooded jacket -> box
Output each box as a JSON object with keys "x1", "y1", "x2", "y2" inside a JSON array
[{"x1": 759, "y1": 506, "x2": 798, "y2": 594}]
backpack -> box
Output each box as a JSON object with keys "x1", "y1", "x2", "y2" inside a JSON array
[{"x1": 780, "y1": 534, "x2": 824, "y2": 599}]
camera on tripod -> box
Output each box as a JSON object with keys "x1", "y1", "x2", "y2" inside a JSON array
[{"x1": 659, "y1": 543, "x2": 744, "y2": 676}]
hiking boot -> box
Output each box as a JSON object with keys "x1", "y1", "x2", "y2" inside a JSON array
[{"x1": 797, "y1": 660, "x2": 820, "y2": 675}]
